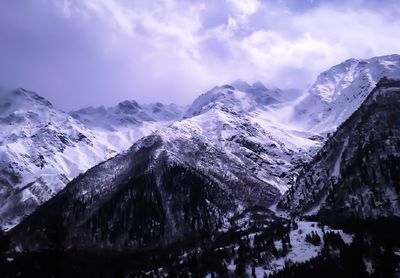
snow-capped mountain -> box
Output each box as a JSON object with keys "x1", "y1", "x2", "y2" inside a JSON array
[
  {"x1": 0, "y1": 81, "x2": 318, "y2": 230},
  {"x1": 70, "y1": 101, "x2": 184, "y2": 130},
  {"x1": 0, "y1": 88, "x2": 183, "y2": 230},
  {"x1": 3, "y1": 54, "x2": 400, "y2": 232},
  {"x1": 294, "y1": 54, "x2": 400, "y2": 133},
  {"x1": 69, "y1": 101, "x2": 185, "y2": 150},
  {"x1": 10, "y1": 82, "x2": 322, "y2": 252},
  {"x1": 231, "y1": 80, "x2": 303, "y2": 103},
  {"x1": 179, "y1": 82, "x2": 321, "y2": 194},
  {"x1": 185, "y1": 82, "x2": 303, "y2": 118},
  {"x1": 279, "y1": 78, "x2": 400, "y2": 218},
  {"x1": 0, "y1": 87, "x2": 113, "y2": 229},
  {"x1": 4, "y1": 55, "x2": 400, "y2": 277}
]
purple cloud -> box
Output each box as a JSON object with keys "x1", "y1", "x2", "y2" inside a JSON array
[{"x1": 0, "y1": 0, "x2": 399, "y2": 110}]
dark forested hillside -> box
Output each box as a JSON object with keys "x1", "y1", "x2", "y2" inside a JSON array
[{"x1": 10, "y1": 158, "x2": 235, "y2": 252}]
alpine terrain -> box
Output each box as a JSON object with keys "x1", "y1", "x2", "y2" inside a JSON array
[
  {"x1": 0, "y1": 89, "x2": 184, "y2": 230},
  {"x1": 0, "y1": 54, "x2": 400, "y2": 277}
]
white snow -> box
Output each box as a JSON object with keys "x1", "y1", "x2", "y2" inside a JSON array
[
  {"x1": 263, "y1": 220, "x2": 353, "y2": 276},
  {"x1": 168, "y1": 84, "x2": 322, "y2": 194},
  {"x1": 294, "y1": 54, "x2": 400, "y2": 133},
  {"x1": 2, "y1": 54, "x2": 400, "y2": 229},
  {"x1": 0, "y1": 88, "x2": 185, "y2": 229}
]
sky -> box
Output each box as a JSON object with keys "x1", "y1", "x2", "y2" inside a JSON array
[{"x1": 1, "y1": 0, "x2": 400, "y2": 110}]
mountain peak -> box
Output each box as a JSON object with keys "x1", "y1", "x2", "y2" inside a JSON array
[
  {"x1": 116, "y1": 100, "x2": 141, "y2": 114},
  {"x1": 252, "y1": 81, "x2": 267, "y2": 89},
  {"x1": 311, "y1": 54, "x2": 400, "y2": 102},
  {"x1": 184, "y1": 83, "x2": 281, "y2": 118},
  {"x1": 15, "y1": 88, "x2": 53, "y2": 107},
  {"x1": 231, "y1": 79, "x2": 251, "y2": 91},
  {"x1": 0, "y1": 87, "x2": 53, "y2": 117},
  {"x1": 231, "y1": 80, "x2": 268, "y2": 91},
  {"x1": 293, "y1": 54, "x2": 400, "y2": 133}
]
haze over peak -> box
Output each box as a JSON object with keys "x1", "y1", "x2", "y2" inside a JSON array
[{"x1": 1, "y1": 1, "x2": 400, "y2": 110}]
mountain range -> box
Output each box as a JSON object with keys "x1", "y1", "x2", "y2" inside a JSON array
[
  {"x1": 1, "y1": 54, "x2": 400, "y2": 277},
  {"x1": 0, "y1": 89, "x2": 185, "y2": 230}
]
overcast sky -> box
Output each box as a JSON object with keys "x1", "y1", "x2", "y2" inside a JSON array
[{"x1": 1, "y1": 0, "x2": 400, "y2": 110}]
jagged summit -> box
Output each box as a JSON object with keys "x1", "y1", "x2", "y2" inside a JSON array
[
  {"x1": 231, "y1": 79, "x2": 252, "y2": 91},
  {"x1": 0, "y1": 87, "x2": 119, "y2": 230},
  {"x1": 70, "y1": 100, "x2": 185, "y2": 130},
  {"x1": 115, "y1": 100, "x2": 142, "y2": 114},
  {"x1": 294, "y1": 54, "x2": 400, "y2": 133},
  {"x1": 0, "y1": 87, "x2": 53, "y2": 117},
  {"x1": 184, "y1": 83, "x2": 281, "y2": 118},
  {"x1": 309, "y1": 54, "x2": 400, "y2": 103}
]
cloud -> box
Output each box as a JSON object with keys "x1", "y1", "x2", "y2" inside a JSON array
[
  {"x1": 62, "y1": 0, "x2": 71, "y2": 17},
  {"x1": 0, "y1": 0, "x2": 399, "y2": 109},
  {"x1": 239, "y1": 31, "x2": 345, "y2": 86}
]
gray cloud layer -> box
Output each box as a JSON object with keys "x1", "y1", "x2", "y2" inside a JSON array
[{"x1": 1, "y1": 0, "x2": 399, "y2": 110}]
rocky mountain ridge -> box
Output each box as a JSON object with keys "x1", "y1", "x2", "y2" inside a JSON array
[{"x1": 279, "y1": 78, "x2": 400, "y2": 219}]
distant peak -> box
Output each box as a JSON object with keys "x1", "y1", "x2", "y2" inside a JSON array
[
  {"x1": 231, "y1": 80, "x2": 251, "y2": 91},
  {"x1": 5, "y1": 87, "x2": 53, "y2": 108},
  {"x1": 116, "y1": 100, "x2": 141, "y2": 114},
  {"x1": 221, "y1": 84, "x2": 235, "y2": 90},
  {"x1": 118, "y1": 99, "x2": 140, "y2": 107},
  {"x1": 231, "y1": 80, "x2": 268, "y2": 92},
  {"x1": 251, "y1": 81, "x2": 267, "y2": 90},
  {"x1": 154, "y1": 102, "x2": 164, "y2": 108}
]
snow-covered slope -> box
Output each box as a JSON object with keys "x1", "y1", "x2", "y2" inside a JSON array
[
  {"x1": 279, "y1": 78, "x2": 400, "y2": 218},
  {"x1": 294, "y1": 54, "x2": 400, "y2": 133},
  {"x1": 180, "y1": 83, "x2": 321, "y2": 194},
  {"x1": 69, "y1": 101, "x2": 185, "y2": 151},
  {"x1": 0, "y1": 89, "x2": 184, "y2": 230},
  {"x1": 70, "y1": 82, "x2": 320, "y2": 201},
  {"x1": 70, "y1": 101, "x2": 185, "y2": 130},
  {"x1": 0, "y1": 88, "x2": 117, "y2": 229},
  {"x1": 185, "y1": 81, "x2": 302, "y2": 118}
]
